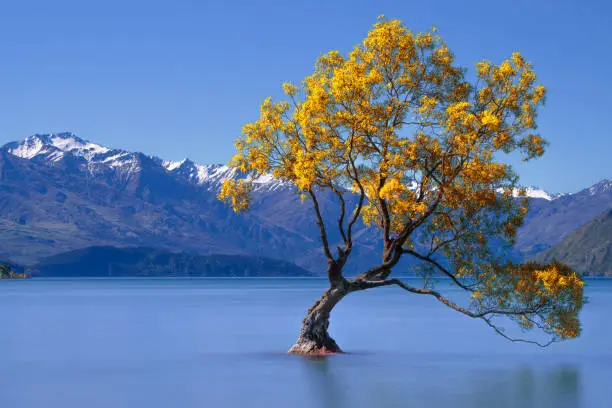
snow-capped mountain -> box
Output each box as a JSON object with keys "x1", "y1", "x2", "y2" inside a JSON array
[
  {"x1": 3, "y1": 133, "x2": 288, "y2": 192},
  {"x1": 5, "y1": 132, "x2": 110, "y2": 161},
  {"x1": 585, "y1": 179, "x2": 612, "y2": 196}
]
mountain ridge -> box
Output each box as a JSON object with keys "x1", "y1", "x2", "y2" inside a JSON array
[
  {"x1": 0, "y1": 132, "x2": 610, "y2": 274},
  {"x1": 4, "y1": 132, "x2": 563, "y2": 198},
  {"x1": 5, "y1": 132, "x2": 290, "y2": 193}
]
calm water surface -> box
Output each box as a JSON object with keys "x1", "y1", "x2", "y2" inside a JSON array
[{"x1": 0, "y1": 278, "x2": 610, "y2": 408}]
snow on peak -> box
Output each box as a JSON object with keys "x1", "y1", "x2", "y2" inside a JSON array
[
  {"x1": 523, "y1": 186, "x2": 556, "y2": 201},
  {"x1": 162, "y1": 160, "x2": 288, "y2": 191},
  {"x1": 7, "y1": 134, "x2": 47, "y2": 159},
  {"x1": 193, "y1": 165, "x2": 289, "y2": 191},
  {"x1": 495, "y1": 186, "x2": 560, "y2": 201},
  {"x1": 586, "y1": 179, "x2": 612, "y2": 196},
  {"x1": 193, "y1": 164, "x2": 237, "y2": 186},
  {"x1": 7, "y1": 133, "x2": 583, "y2": 197},
  {"x1": 3, "y1": 133, "x2": 289, "y2": 192},
  {"x1": 164, "y1": 162, "x2": 234, "y2": 187},
  {"x1": 162, "y1": 159, "x2": 189, "y2": 172},
  {"x1": 7, "y1": 132, "x2": 110, "y2": 161},
  {"x1": 47, "y1": 133, "x2": 110, "y2": 157}
]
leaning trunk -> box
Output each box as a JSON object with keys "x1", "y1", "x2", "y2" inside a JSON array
[{"x1": 288, "y1": 285, "x2": 348, "y2": 355}]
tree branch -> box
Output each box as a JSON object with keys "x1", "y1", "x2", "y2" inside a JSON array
[
  {"x1": 403, "y1": 249, "x2": 474, "y2": 292},
  {"x1": 348, "y1": 277, "x2": 554, "y2": 347},
  {"x1": 331, "y1": 187, "x2": 348, "y2": 248},
  {"x1": 481, "y1": 316, "x2": 554, "y2": 348},
  {"x1": 355, "y1": 245, "x2": 404, "y2": 281},
  {"x1": 346, "y1": 149, "x2": 366, "y2": 247},
  {"x1": 309, "y1": 189, "x2": 333, "y2": 262}
]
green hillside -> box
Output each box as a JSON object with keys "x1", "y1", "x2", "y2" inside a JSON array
[{"x1": 536, "y1": 209, "x2": 612, "y2": 276}]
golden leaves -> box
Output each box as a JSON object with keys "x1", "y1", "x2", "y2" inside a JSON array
[
  {"x1": 230, "y1": 153, "x2": 246, "y2": 172},
  {"x1": 293, "y1": 150, "x2": 319, "y2": 191},
  {"x1": 532, "y1": 85, "x2": 546, "y2": 103},
  {"x1": 535, "y1": 265, "x2": 584, "y2": 295},
  {"x1": 511, "y1": 52, "x2": 525, "y2": 69},
  {"x1": 528, "y1": 263, "x2": 584, "y2": 339},
  {"x1": 495, "y1": 60, "x2": 516, "y2": 80},
  {"x1": 476, "y1": 60, "x2": 492, "y2": 76},
  {"x1": 520, "y1": 134, "x2": 548, "y2": 160},
  {"x1": 432, "y1": 44, "x2": 453, "y2": 65},
  {"x1": 480, "y1": 110, "x2": 502, "y2": 130},
  {"x1": 469, "y1": 261, "x2": 585, "y2": 340},
  {"x1": 418, "y1": 95, "x2": 438, "y2": 115},
  {"x1": 415, "y1": 32, "x2": 434, "y2": 48},
  {"x1": 445, "y1": 101, "x2": 473, "y2": 130},
  {"x1": 471, "y1": 291, "x2": 483, "y2": 300},
  {"x1": 218, "y1": 179, "x2": 252, "y2": 213},
  {"x1": 282, "y1": 82, "x2": 298, "y2": 97}
]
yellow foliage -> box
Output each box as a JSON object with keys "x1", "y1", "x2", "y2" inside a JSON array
[
  {"x1": 218, "y1": 179, "x2": 252, "y2": 213},
  {"x1": 418, "y1": 95, "x2": 438, "y2": 115},
  {"x1": 217, "y1": 18, "x2": 582, "y2": 343},
  {"x1": 480, "y1": 110, "x2": 501, "y2": 129},
  {"x1": 282, "y1": 82, "x2": 298, "y2": 97}
]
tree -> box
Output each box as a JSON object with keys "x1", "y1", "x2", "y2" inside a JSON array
[
  {"x1": 0, "y1": 264, "x2": 17, "y2": 279},
  {"x1": 218, "y1": 18, "x2": 584, "y2": 354},
  {"x1": 0, "y1": 264, "x2": 10, "y2": 278}
]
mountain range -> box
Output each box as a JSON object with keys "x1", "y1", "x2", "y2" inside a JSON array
[{"x1": 0, "y1": 132, "x2": 610, "y2": 275}]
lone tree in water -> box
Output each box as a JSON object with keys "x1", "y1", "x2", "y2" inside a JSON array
[{"x1": 218, "y1": 18, "x2": 584, "y2": 354}]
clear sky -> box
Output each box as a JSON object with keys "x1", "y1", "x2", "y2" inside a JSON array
[{"x1": 0, "y1": 0, "x2": 609, "y2": 193}]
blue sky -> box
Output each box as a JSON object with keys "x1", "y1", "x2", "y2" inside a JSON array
[{"x1": 0, "y1": 0, "x2": 609, "y2": 193}]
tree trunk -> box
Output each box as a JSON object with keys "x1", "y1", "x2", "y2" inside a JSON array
[{"x1": 288, "y1": 285, "x2": 348, "y2": 355}]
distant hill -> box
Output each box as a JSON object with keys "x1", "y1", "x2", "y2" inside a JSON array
[
  {"x1": 535, "y1": 209, "x2": 612, "y2": 276},
  {"x1": 29, "y1": 246, "x2": 315, "y2": 277},
  {"x1": 515, "y1": 179, "x2": 612, "y2": 257}
]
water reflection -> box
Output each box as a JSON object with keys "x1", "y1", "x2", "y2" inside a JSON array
[
  {"x1": 301, "y1": 356, "x2": 581, "y2": 408},
  {"x1": 302, "y1": 357, "x2": 346, "y2": 408}
]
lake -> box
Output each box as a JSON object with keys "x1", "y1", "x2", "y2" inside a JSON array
[{"x1": 0, "y1": 278, "x2": 610, "y2": 408}]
